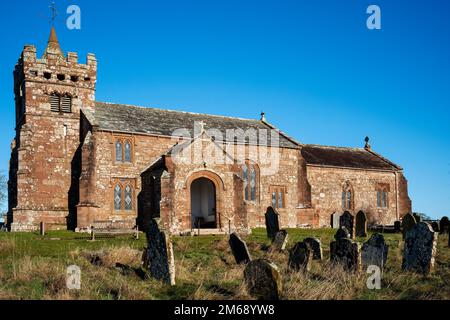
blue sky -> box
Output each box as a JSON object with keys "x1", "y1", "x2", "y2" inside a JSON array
[{"x1": 0, "y1": 0, "x2": 449, "y2": 218}]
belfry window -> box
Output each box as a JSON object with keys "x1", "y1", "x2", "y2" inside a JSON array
[
  {"x1": 49, "y1": 94, "x2": 72, "y2": 113},
  {"x1": 242, "y1": 161, "x2": 259, "y2": 202}
]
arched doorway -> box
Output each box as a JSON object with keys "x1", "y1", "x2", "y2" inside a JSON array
[{"x1": 190, "y1": 177, "x2": 217, "y2": 229}]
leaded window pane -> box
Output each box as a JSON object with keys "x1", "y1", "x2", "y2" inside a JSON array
[
  {"x1": 342, "y1": 191, "x2": 346, "y2": 209},
  {"x1": 124, "y1": 141, "x2": 132, "y2": 163},
  {"x1": 347, "y1": 191, "x2": 352, "y2": 209},
  {"x1": 243, "y1": 164, "x2": 248, "y2": 201},
  {"x1": 124, "y1": 185, "x2": 133, "y2": 211},
  {"x1": 114, "y1": 184, "x2": 122, "y2": 210},
  {"x1": 116, "y1": 141, "x2": 123, "y2": 162},
  {"x1": 250, "y1": 166, "x2": 256, "y2": 201},
  {"x1": 382, "y1": 191, "x2": 387, "y2": 208},
  {"x1": 272, "y1": 192, "x2": 277, "y2": 208},
  {"x1": 278, "y1": 191, "x2": 283, "y2": 208}
]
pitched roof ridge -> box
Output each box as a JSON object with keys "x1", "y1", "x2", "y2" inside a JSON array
[
  {"x1": 364, "y1": 148, "x2": 403, "y2": 170},
  {"x1": 303, "y1": 143, "x2": 365, "y2": 152},
  {"x1": 95, "y1": 101, "x2": 261, "y2": 123},
  {"x1": 261, "y1": 120, "x2": 302, "y2": 147}
]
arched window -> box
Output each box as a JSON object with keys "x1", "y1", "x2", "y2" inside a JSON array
[
  {"x1": 242, "y1": 161, "x2": 258, "y2": 202},
  {"x1": 342, "y1": 182, "x2": 353, "y2": 210},
  {"x1": 114, "y1": 184, "x2": 122, "y2": 211},
  {"x1": 124, "y1": 140, "x2": 132, "y2": 163},
  {"x1": 124, "y1": 185, "x2": 133, "y2": 211},
  {"x1": 115, "y1": 141, "x2": 123, "y2": 162},
  {"x1": 376, "y1": 185, "x2": 389, "y2": 208}
]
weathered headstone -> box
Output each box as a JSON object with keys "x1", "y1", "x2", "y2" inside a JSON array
[
  {"x1": 39, "y1": 222, "x2": 45, "y2": 236},
  {"x1": 394, "y1": 221, "x2": 401, "y2": 233},
  {"x1": 439, "y1": 216, "x2": 449, "y2": 235},
  {"x1": 339, "y1": 211, "x2": 355, "y2": 239},
  {"x1": 361, "y1": 233, "x2": 389, "y2": 270},
  {"x1": 431, "y1": 222, "x2": 440, "y2": 233},
  {"x1": 288, "y1": 242, "x2": 312, "y2": 271},
  {"x1": 402, "y1": 222, "x2": 438, "y2": 275},
  {"x1": 265, "y1": 207, "x2": 280, "y2": 241},
  {"x1": 303, "y1": 237, "x2": 323, "y2": 260},
  {"x1": 244, "y1": 259, "x2": 282, "y2": 300},
  {"x1": 330, "y1": 238, "x2": 361, "y2": 272},
  {"x1": 402, "y1": 213, "x2": 417, "y2": 240},
  {"x1": 334, "y1": 226, "x2": 350, "y2": 240},
  {"x1": 229, "y1": 232, "x2": 252, "y2": 264},
  {"x1": 270, "y1": 230, "x2": 289, "y2": 251},
  {"x1": 355, "y1": 211, "x2": 367, "y2": 237},
  {"x1": 144, "y1": 218, "x2": 176, "y2": 285},
  {"x1": 413, "y1": 213, "x2": 422, "y2": 223},
  {"x1": 331, "y1": 212, "x2": 341, "y2": 229}
]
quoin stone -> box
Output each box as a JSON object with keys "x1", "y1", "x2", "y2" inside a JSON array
[
  {"x1": 229, "y1": 232, "x2": 252, "y2": 264},
  {"x1": 339, "y1": 211, "x2": 355, "y2": 239},
  {"x1": 265, "y1": 207, "x2": 280, "y2": 241},
  {"x1": 288, "y1": 242, "x2": 312, "y2": 272},
  {"x1": 361, "y1": 233, "x2": 389, "y2": 270},
  {"x1": 401, "y1": 213, "x2": 417, "y2": 240},
  {"x1": 144, "y1": 218, "x2": 176, "y2": 285},
  {"x1": 330, "y1": 238, "x2": 361, "y2": 272},
  {"x1": 303, "y1": 237, "x2": 323, "y2": 260},
  {"x1": 355, "y1": 210, "x2": 367, "y2": 237},
  {"x1": 402, "y1": 222, "x2": 438, "y2": 275},
  {"x1": 244, "y1": 259, "x2": 282, "y2": 300}
]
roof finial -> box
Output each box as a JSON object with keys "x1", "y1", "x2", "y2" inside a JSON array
[
  {"x1": 364, "y1": 136, "x2": 371, "y2": 149},
  {"x1": 49, "y1": 1, "x2": 58, "y2": 27},
  {"x1": 260, "y1": 111, "x2": 266, "y2": 122}
]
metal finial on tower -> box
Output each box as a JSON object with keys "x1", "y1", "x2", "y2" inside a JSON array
[
  {"x1": 364, "y1": 136, "x2": 371, "y2": 149},
  {"x1": 49, "y1": 1, "x2": 58, "y2": 26}
]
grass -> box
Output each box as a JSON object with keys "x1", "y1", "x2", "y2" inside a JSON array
[{"x1": 0, "y1": 228, "x2": 449, "y2": 300}]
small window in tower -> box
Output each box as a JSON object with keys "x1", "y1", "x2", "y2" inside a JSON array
[
  {"x1": 57, "y1": 74, "x2": 66, "y2": 81},
  {"x1": 44, "y1": 72, "x2": 52, "y2": 80},
  {"x1": 70, "y1": 75, "x2": 79, "y2": 82},
  {"x1": 29, "y1": 70, "x2": 38, "y2": 77},
  {"x1": 60, "y1": 96, "x2": 72, "y2": 113},
  {"x1": 84, "y1": 77, "x2": 91, "y2": 81}
]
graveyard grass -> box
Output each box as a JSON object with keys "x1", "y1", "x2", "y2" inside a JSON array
[{"x1": 0, "y1": 228, "x2": 449, "y2": 300}]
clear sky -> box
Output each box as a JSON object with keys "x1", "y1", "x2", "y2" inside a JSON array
[{"x1": 0, "y1": 0, "x2": 449, "y2": 218}]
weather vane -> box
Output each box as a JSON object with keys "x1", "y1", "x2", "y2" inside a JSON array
[{"x1": 49, "y1": 1, "x2": 58, "y2": 26}]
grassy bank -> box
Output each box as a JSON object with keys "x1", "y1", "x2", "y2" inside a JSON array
[{"x1": 0, "y1": 228, "x2": 449, "y2": 300}]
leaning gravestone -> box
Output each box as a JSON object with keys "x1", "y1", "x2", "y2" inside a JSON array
[
  {"x1": 439, "y1": 216, "x2": 449, "y2": 235},
  {"x1": 303, "y1": 237, "x2": 323, "y2": 260},
  {"x1": 402, "y1": 213, "x2": 417, "y2": 240},
  {"x1": 229, "y1": 232, "x2": 252, "y2": 264},
  {"x1": 361, "y1": 233, "x2": 389, "y2": 270},
  {"x1": 402, "y1": 222, "x2": 438, "y2": 275},
  {"x1": 144, "y1": 218, "x2": 176, "y2": 285},
  {"x1": 330, "y1": 238, "x2": 361, "y2": 272},
  {"x1": 340, "y1": 211, "x2": 355, "y2": 239},
  {"x1": 288, "y1": 242, "x2": 312, "y2": 272},
  {"x1": 355, "y1": 211, "x2": 367, "y2": 237},
  {"x1": 331, "y1": 212, "x2": 341, "y2": 229},
  {"x1": 270, "y1": 230, "x2": 289, "y2": 251},
  {"x1": 431, "y1": 222, "x2": 440, "y2": 233},
  {"x1": 334, "y1": 226, "x2": 350, "y2": 240},
  {"x1": 244, "y1": 259, "x2": 282, "y2": 300},
  {"x1": 413, "y1": 213, "x2": 422, "y2": 223},
  {"x1": 265, "y1": 207, "x2": 280, "y2": 241}
]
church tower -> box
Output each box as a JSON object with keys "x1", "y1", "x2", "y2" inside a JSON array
[{"x1": 7, "y1": 27, "x2": 97, "y2": 231}]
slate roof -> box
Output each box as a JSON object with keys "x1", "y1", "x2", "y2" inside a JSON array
[
  {"x1": 301, "y1": 145, "x2": 401, "y2": 171},
  {"x1": 91, "y1": 102, "x2": 299, "y2": 148}
]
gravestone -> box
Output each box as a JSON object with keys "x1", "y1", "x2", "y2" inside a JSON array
[
  {"x1": 413, "y1": 213, "x2": 422, "y2": 223},
  {"x1": 288, "y1": 242, "x2": 312, "y2": 271},
  {"x1": 144, "y1": 218, "x2": 176, "y2": 285},
  {"x1": 431, "y1": 222, "x2": 440, "y2": 233},
  {"x1": 402, "y1": 213, "x2": 417, "y2": 240},
  {"x1": 439, "y1": 216, "x2": 449, "y2": 235},
  {"x1": 303, "y1": 237, "x2": 323, "y2": 260},
  {"x1": 244, "y1": 259, "x2": 282, "y2": 300},
  {"x1": 402, "y1": 222, "x2": 438, "y2": 275},
  {"x1": 39, "y1": 222, "x2": 45, "y2": 236},
  {"x1": 331, "y1": 212, "x2": 341, "y2": 229},
  {"x1": 339, "y1": 211, "x2": 355, "y2": 239},
  {"x1": 355, "y1": 211, "x2": 367, "y2": 237},
  {"x1": 265, "y1": 207, "x2": 280, "y2": 241},
  {"x1": 270, "y1": 230, "x2": 289, "y2": 252},
  {"x1": 334, "y1": 226, "x2": 350, "y2": 240},
  {"x1": 330, "y1": 238, "x2": 361, "y2": 272},
  {"x1": 394, "y1": 221, "x2": 401, "y2": 233},
  {"x1": 229, "y1": 232, "x2": 252, "y2": 264},
  {"x1": 361, "y1": 233, "x2": 389, "y2": 270}
]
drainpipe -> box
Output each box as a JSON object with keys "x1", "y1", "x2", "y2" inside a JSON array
[{"x1": 394, "y1": 171, "x2": 399, "y2": 221}]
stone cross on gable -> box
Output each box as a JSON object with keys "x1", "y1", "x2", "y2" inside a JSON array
[{"x1": 198, "y1": 121, "x2": 206, "y2": 133}]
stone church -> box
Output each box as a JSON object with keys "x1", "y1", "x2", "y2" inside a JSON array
[{"x1": 7, "y1": 28, "x2": 412, "y2": 233}]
